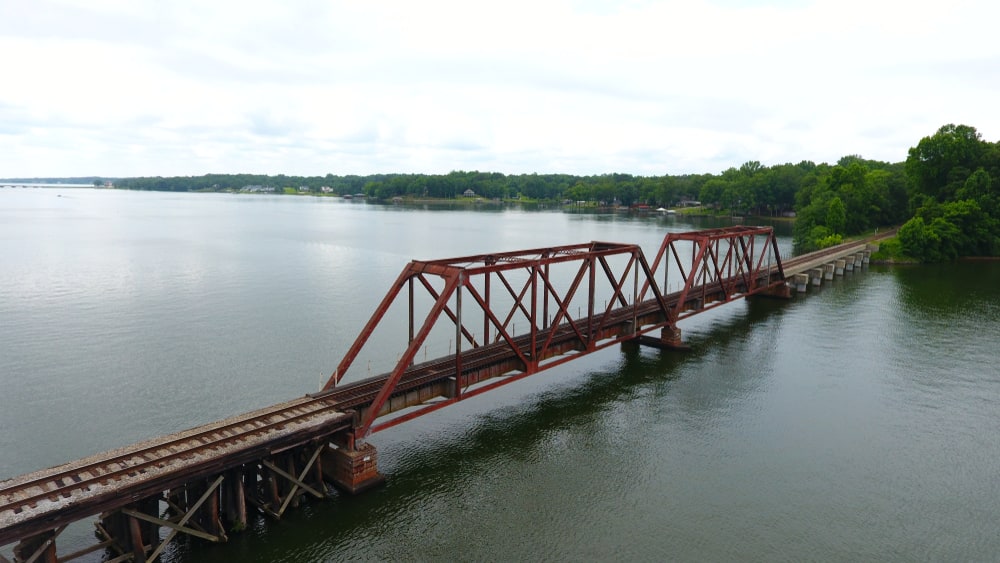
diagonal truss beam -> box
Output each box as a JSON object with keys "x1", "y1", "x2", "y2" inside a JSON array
[
  {"x1": 650, "y1": 226, "x2": 785, "y2": 325},
  {"x1": 320, "y1": 229, "x2": 785, "y2": 443},
  {"x1": 137, "y1": 475, "x2": 225, "y2": 563}
]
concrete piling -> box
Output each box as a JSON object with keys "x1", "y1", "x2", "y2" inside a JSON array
[
  {"x1": 824, "y1": 263, "x2": 835, "y2": 281},
  {"x1": 810, "y1": 268, "x2": 823, "y2": 286},
  {"x1": 794, "y1": 273, "x2": 809, "y2": 292}
]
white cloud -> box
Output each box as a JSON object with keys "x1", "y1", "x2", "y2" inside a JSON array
[{"x1": 1, "y1": 0, "x2": 999, "y2": 177}]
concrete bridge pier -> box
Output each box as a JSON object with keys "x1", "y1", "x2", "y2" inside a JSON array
[
  {"x1": 756, "y1": 282, "x2": 792, "y2": 299},
  {"x1": 854, "y1": 252, "x2": 865, "y2": 269},
  {"x1": 824, "y1": 263, "x2": 835, "y2": 281},
  {"x1": 835, "y1": 259, "x2": 846, "y2": 276},
  {"x1": 793, "y1": 273, "x2": 809, "y2": 292},
  {"x1": 845, "y1": 257, "x2": 855, "y2": 272},
  {"x1": 324, "y1": 442, "x2": 385, "y2": 495},
  {"x1": 635, "y1": 326, "x2": 692, "y2": 350},
  {"x1": 810, "y1": 268, "x2": 823, "y2": 286},
  {"x1": 864, "y1": 242, "x2": 879, "y2": 266}
]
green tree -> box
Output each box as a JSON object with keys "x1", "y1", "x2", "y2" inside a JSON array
[
  {"x1": 905, "y1": 124, "x2": 987, "y2": 201},
  {"x1": 825, "y1": 196, "x2": 847, "y2": 234},
  {"x1": 698, "y1": 178, "x2": 728, "y2": 208}
]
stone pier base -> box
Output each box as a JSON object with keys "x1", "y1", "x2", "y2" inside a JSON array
[
  {"x1": 636, "y1": 327, "x2": 691, "y2": 351},
  {"x1": 323, "y1": 443, "x2": 386, "y2": 495},
  {"x1": 754, "y1": 282, "x2": 792, "y2": 299}
]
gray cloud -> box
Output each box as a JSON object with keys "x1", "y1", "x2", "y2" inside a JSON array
[{"x1": 2, "y1": 1, "x2": 999, "y2": 177}]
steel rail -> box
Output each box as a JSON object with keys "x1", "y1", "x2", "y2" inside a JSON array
[{"x1": 0, "y1": 396, "x2": 344, "y2": 523}]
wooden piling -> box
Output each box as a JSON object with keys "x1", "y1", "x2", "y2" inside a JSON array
[
  {"x1": 12, "y1": 530, "x2": 58, "y2": 563},
  {"x1": 127, "y1": 509, "x2": 147, "y2": 562},
  {"x1": 224, "y1": 467, "x2": 248, "y2": 532}
]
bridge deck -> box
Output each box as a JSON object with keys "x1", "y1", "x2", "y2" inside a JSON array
[{"x1": 0, "y1": 397, "x2": 351, "y2": 545}]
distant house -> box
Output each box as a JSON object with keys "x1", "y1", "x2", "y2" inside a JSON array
[{"x1": 463, "y1": 189, "x2": 476, "y2": 197}]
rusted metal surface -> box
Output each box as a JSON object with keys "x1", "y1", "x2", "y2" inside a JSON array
[
  {"x1": 320, "y1": 227, "x2": 788, "y2": 441},
  {"x1": 645, "y1": 225, "x2": 786, "y2": 324},
  {"x1": 320, "y1": 241, "x2": 672, "y2": 439}
]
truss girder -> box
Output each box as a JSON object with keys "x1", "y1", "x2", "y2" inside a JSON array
[
  {"x1": 651, "y1": 225, "x2": 785, "y2": 324},
  {"x1": 321, "y1": 228, "x2": 785, "y2": 440}
]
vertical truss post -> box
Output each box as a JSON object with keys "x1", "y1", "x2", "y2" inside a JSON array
[
  {"x1": 484, "y1": 269, "x2": 491, "y2": 344},
  {"x1": 454, "y1": 278, "x2": 463, "y2": 399},
  {"x1": 542, "y1": 262, "x2": 550, "y2": 330},
  {"x1": 408, "y1": 277, "x2": 414, "y2": 344},
  {"x1": 530, "y1": 264, "x2": 538, "y2": 365},
  {"x1": 588, "y1": 255, "x2": 596, "y2": 349}
]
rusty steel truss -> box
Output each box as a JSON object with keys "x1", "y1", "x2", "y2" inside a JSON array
[
  {"x1": 321, "y1": 226, "x2": 786, "y2": 442},
  {"x1": 644, "y1": 225, "x2": 787, "y2": 325}
]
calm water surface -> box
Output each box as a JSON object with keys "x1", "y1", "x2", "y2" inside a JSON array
[{"x1": 1, "y1": 189, "x2": 998, "y2": 562}]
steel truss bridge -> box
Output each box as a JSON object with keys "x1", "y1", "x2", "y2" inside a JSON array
[{"x1": 2, "y1": 226, "x2": 882, "y2": 563}]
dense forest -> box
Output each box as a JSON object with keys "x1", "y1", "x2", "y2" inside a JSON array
[{"x1": 102, "y1": 124, "x2": 1000, "y2": 260}]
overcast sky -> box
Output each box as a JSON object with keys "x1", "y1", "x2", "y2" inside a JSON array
[{"x1": 2, "y1": 0, "x2": 998, "y2": 178}]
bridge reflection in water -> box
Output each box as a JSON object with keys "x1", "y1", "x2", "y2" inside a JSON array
[{"x1": 0, "y1": 226, "x2": 880, "y2": 563}]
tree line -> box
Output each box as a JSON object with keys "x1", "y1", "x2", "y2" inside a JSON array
[
  {"x1": 110, "y1": 123, "x2": 1000, "y2": 261},
  {"x1": 896, "y1": 124, "x2": 1000, "y2": 261}
]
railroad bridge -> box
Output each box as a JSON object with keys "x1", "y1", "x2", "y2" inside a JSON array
[{"x1": 0, "y1": 226, "x2": 881, "y2": 563}]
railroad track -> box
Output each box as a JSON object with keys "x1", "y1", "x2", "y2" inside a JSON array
[
  {"x1": 781, "y1": 229, "x2": 893, "y2": 272},
  {"x1": 0, "y1": 396, "x2": 347, "y2": 535}
]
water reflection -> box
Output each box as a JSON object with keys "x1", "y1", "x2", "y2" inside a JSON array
[{"x1": 893, "y1": 261, "x2": 1000, "y2": 317}]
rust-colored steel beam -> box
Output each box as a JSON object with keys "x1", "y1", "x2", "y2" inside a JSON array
[
  {"x1": 647, "y1": 225, "x2": 785, "y2": 324},
  {"x1": 321, "y1": 241, "x2": 673, "y2": 440},
  {"x1": 321, "y1": 228, "x2": 785, "y2": 442}
]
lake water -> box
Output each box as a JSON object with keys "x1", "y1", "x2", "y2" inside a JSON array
[{"x1": 1, "y1": 188, "x2": 998, "y2": 562}]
